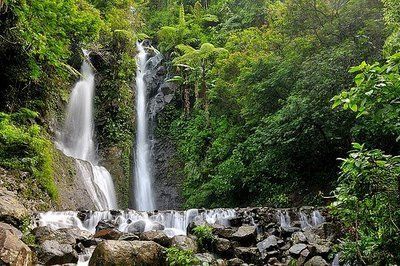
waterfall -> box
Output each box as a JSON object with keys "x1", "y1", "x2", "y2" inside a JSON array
[
  {"x1": 134, "y1": 42, "x2": 155, "y2": 211},
  {"x1": 57, "y1": 57, "x2": 117, "y2": 211}
]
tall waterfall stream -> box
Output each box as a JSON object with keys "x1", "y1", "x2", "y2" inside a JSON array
[
  {"x1": 56, "y1": 58, "x2": 117, "y2": 211},
  {"x1": 133, "y1": 42, "x2": 155, "y2": 211}
]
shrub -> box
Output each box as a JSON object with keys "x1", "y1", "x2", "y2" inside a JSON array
[
  {"x1": 330, "y1": 143, "x2": 400, "y2": 264},
  {"x1": 0, "y1": 109, "x2": 57, "y2": 199},
  {"x1": 192, "y1": 225, "x2": 214, "y2": 250},
  {"x1": 165, "y1": 247, "x2": 199, "y2": 266}
]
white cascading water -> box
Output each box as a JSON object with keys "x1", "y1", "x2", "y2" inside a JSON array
[
  {"x1": 134, "y1": 42, "x2": 155, "y2": 211},
  {"x1": 35, "y1": 209, "x2": 236, "y2": 237},
  {"x1": 57, "y1": 57, "x2": 117, "y2": 210}
]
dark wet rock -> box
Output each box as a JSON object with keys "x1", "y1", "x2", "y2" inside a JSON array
[
  {"x1": 0, "y1": 226, "x2": 32, "y2": 265},
  {"x1": 230, "y1": 225, "x2": 257, "y2": 245},
  {"x1": 96, "y1": 220, "x2": 116, "y2": 232},
  {"x1": 140, "y1": 230, "x2": 170, "y2": 247},
  {"x1": 289, "y1": 243, "x2": 307, "y2": 256},
  {"x1": 214, "y1": 237, "x2": 232, "y2": 256},
  {"x1": 227, "y1": 257, "x2": 244, "y2": 266},
  {"x1": 304, "y1": 256, "x2": 329, "y2": 266},
  {"x1": 281, "y1": 226, "x2": 301, "y2": 236},
  {"x1": 234, "y1": 247, "x2": 261, "y2": 264},
  {"x1": 93, "y1": 229, "x2": 122, "y2": 240},
  {"x1": 89, "y1": 240, "x2": 165, "y2": 266},
  {"x1": 217, "y1": 228, "x2": 236, "y2": 239},
  {"x1": 37, "y1": 240, "x2": 78, "y2": 265}
]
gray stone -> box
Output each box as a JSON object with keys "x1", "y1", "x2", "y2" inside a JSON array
[
  {"x1": 126, "y1": 220, "x2": 146, "y2": 234},
  {"x1": 170, "y1": 235, "x2": 198, "y2": 252},
  {"x1": 89, "y1": 240, "x2": 165, "y2": 265},
  {"x1": 289, "y1": 243, "x2": 307, "y2": 255},
  {"x1": 304, "y1": 256, "x2": 329, "y2": 266},
  {"x1": 231, "y1": 225, "x2": 257, "y2": 245},
  {"x1": 37, "y1": 240, "x2": 78, "y2": 265}
]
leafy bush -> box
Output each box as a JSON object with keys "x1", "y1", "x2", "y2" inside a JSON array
[
  {"x1": 0, "y1": 109, "x2": 57, "y2": 199},
  {"x1": 330, "y1": 143, "x2": 400, "y2": 264},
  {"x1": 165, "y1": 247, "x2": 199, "y2": 266},
  {"x1": 192, "y1": 225, "x2": 214, "y2": 250}
]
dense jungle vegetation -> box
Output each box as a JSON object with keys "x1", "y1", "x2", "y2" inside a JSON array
[{"x1": 0, "y1": 0, "x2": 399, "y2": 263}]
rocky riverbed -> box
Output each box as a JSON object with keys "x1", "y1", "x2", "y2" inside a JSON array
[{"x1": 0, "y1": 196, "x2": 341, "y2": 266}]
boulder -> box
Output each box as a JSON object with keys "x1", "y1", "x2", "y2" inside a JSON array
[
  {"x1": 0, "y1": 222, "x2": 23, "y2": 239},
  {"x1": 304, "y1": 256, "x2": 329, "y2": 266},
  {"x1": 214, "y1": 237, "x2": 232, "y2": 256},
  {"x1": 227, "y1": 258, "x2": 244, "y2": 266},
  {"x1": 195, "y1": 253, "x2": 216, "y2": 264},
  {"x1": 37, "y1": 240, "x2": 78, "y2": 265},
  {"x1": 119, "y1": 233, "x2": 140, "y2": 241},
  {"x1": 291, "y1": 232, "x2": 307, "y2": 244},
  {"x1": 234, "y1": 247, "x2": 261, "y2": 264},
  {"x1": 96, "y1": 220, "x2": 116, "y2": 232},
  {"x1": 230, "y1": 225, "x2": 257, "y2": 245},
  {"x1": 89, "y1": 240, "x2": 165, "y2": 266},
  {"x1": 93, "y1": 229, "x2": 122, "y2": 240},
  {"x1": 257, "y1": 235, "x2": 278, "y2": 257},
  {"x1": 149, "y1": 222, "x2": 165, "y2": 231},
  {"x1": 140, "y1": 231, "x2": 170, "y2": 247},
  {"x1": 289, "y1": 243, "x2": 307, "y2": 256},
  {"x1": 34, "y1": 226, "x2": 91, "y2": 245},
  {"x1": 0, "y1": 188, "x2": 29, "y2": 226},
  {"x1": 312, "y1": 243, "x2": 330, "y2": 255},
  {"x1": 170, "y1": 235, "x2": 198, "y2": 253},
  {"x1": 0, "y1": 226, "x2": 32, "y2": 265},
  {"x1": 126, "y1": 220, "x2": 146, "y2": 234},
  {"x1": 217, "y1": 228, "x2": 236, "y2": 239}
]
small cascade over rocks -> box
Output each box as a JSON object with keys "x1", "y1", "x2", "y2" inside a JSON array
[
  {"x1": 57, "y1": 55, "x2": 117, "y2": 211},
  {"x1": 35, "y1": 209, "x2": 236, "y2": 237},
  {"x1": 30, "y1": 207, "x2": 339, "y2": 265}
]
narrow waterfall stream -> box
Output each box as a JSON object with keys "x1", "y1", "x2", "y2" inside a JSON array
[
  {"x1": 134, "y1": 42, "x2": 155, "y2": 211},
  {"x1": 57, "y1": 57, "x2": 117, "y2": 211}
]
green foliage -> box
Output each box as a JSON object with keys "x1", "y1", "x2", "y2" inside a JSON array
[
  {"x1": 6, "y1": 0, "x2": 103, "y2": 79},
  {"x1": 156, "y1": 0, "x2": 387, "y2": 208},
  {"x1": 332, "y1": 53, "x2": 400, "y2": 144},
  {"x1": 330, "y1": 144, "x2": 400, "y2": 264},
  {"x1": 192, "y1": 225, "x2": 214, "y2": 250},
  {"x1": 21, "y1": 217, "x2": 36, "y2": 247},
  {"x1": 0, "y1": 110, "x2": 57, "y2": 199},
  {"x1": 165, "y1": 247, "x2": 199, "y2": 266}
]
